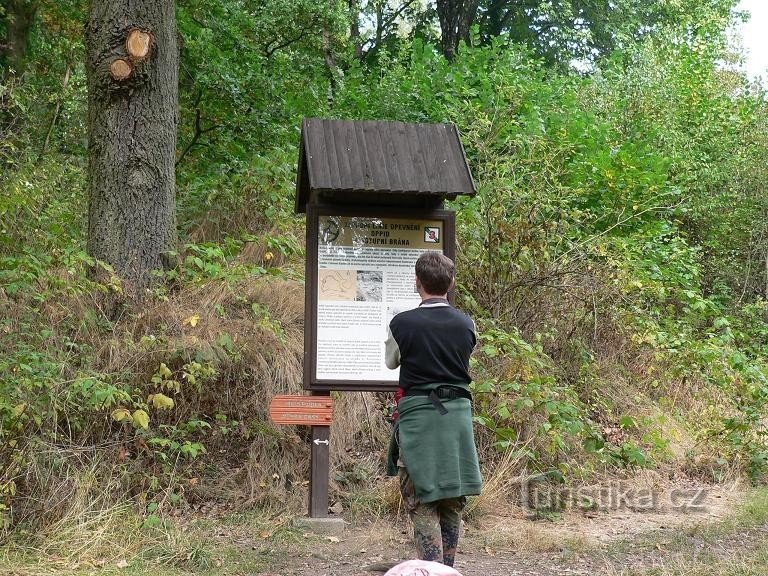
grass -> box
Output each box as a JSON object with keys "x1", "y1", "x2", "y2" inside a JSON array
[
  {"x1": 616, "y1": 547, "x2": 768, "y2": 576},
  {"x1": 465, "y1": 518, "x2": 592, "y2": 553},
  {"x1": 604, "y1": 487, "x2": 768, "y2": 576},
  {"x1": 0, "y1": 506, "x2": 320, "y2": 576}
]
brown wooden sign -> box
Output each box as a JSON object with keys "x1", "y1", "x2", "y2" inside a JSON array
[{"x1": 269, "y1": 395, "x2": 333, "y2": 426}]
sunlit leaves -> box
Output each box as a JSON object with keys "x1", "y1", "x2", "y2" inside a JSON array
[
  {"x1": 148, "y1": 393, "x2": 175, "y2": 410},
  {"x1": 111, "y1": 408, "x2": 131, "y2": 422},
  {"x1": 131, "y1": 409, "x2": 150, "y2": 429}
]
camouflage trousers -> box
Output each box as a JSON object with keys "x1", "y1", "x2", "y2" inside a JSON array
[{"x1": 398, "y1": 465, "x2": 466, "y2": 567}]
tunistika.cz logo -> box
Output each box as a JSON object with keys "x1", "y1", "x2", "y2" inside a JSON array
[{"x1": 520, "y1": 475, "x2": 710, "y2": 513}]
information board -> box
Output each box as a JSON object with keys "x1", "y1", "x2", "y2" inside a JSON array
[{"x1": 304, "y1": 206, "x2": 455, "y2": 390}]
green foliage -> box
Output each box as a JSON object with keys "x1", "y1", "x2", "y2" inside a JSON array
[
  {"x1": 168, "y1": 242, "x2": 266, "y2": 283},
  {"x1": 331, "y1": 22, "x2": 768, "y2": 480},
  {"x1": 174, "y1": 1, "x2": 344, "y2": 236},
  {"x1": 472, "y1": 326, "x2": 591, "y2": 456}
]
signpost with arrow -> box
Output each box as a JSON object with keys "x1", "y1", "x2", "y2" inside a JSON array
[{"x1": 268, "y1": 393, "x2": 333, "y2": 518}]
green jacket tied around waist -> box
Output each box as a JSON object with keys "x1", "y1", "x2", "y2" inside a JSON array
[{"x1": 387, "y1": 383, "x2": 483, "y2": 504}]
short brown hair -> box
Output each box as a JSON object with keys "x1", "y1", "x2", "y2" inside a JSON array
[{"x1": 415, "y1": 251, "x2": 455, "y2": 295}]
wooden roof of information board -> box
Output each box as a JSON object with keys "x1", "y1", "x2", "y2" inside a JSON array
[{"x1": 295, "y1": 118, "x2": 476, "y2": 213}]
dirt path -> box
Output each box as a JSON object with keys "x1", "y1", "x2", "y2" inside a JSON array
[
  {"x1": 1, "y1": 482, "x2": 765, "y2": 576},
  {"x1": 258, "y1": 523, "x2": 768, "y2": 576},
  {"x1": 254, "y1": 482, "x2": 767, "y2": 576}
]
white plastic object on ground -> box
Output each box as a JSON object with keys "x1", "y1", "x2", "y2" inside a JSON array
[{"x1": 384, "y1": 559, "x2": 463, "y2": 576}]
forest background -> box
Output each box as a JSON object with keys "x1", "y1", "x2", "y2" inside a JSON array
[{"x1": 1, "y1": 0, "x2": 768, "y2": 567}]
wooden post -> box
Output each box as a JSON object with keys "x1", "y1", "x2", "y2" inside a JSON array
[{"x1": 309, "y1": 392, "x2": 331, "y2": 518}]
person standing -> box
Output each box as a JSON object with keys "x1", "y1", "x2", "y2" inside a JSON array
[{"x1": 385, "y1": 251, "x2": 482, "y2": 568}]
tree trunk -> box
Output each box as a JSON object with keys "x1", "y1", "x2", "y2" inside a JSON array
[
  {"x1": 0, "y1": 0, "x2": 38, "y2": 77},
  {"x1": 321, "y1": 27, "x2": 339, "y2": 99},
  {"x1": 435, "y1": 0, "x2": 478, "y2": 61},
  {"x1": 321, "y1": 0, "x2": 339, "y2": 99},
  {"x1": 85, "y1": 0, "x2": 178, "y2": 291},
  {"x1": 348, "y1": 0, "x2": 363, "y2": 60},
  {"x1": 765, "y1": 250, "x2": 768, "y2": 299},
  {"x1": 40, "y1": 60, "x2": 72, "y2": 158},
  {"x1": 457, "y1": 0, "x2": 480, "y2": 46},
  {"x1": 436, "y1": 0, "x2": 459, "y2": 61}
]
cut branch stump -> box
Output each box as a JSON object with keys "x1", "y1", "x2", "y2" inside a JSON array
[
  {"x1": 110, "y1": 58, "x2": 133, "y2": 80},
  {"x1": 126, "y1": 29, "x2": 153, "y2": 61}
]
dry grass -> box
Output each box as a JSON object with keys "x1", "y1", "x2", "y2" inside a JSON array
[
  {"x1": 465, "y1": 516, "x2": 592, "y2": 553},
  {"x1": 465, "y1": 440, "x2": 532, "y2": 519},
  {"x1": 122, "y1": 275, "x2": 395, "y2": 507},
  {"x1": 7, "y1": 443, "x2": 128, "y2": 535},
  {"x1": 104, "y1": 276, "x2": 306, "y2": 400},
  {"x1": 1, "y1": 450, "x2": 162, "y2": 573},
  {"x1": 4, "y1": 241, "x2": 764, "y2": 572},
  {"x1": 233, "y1": 230, "x2": 299, "y2": 271},
  {"x1": 602, "y1": 488, "x2": 768, "y2": 576},
  {"x1": 4, "y1": 266, "x2": 399, "y2": 537}
]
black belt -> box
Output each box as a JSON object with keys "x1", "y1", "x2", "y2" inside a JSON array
[{"x1": 404, "y1": 385, "x2": 472, "y2": 415}]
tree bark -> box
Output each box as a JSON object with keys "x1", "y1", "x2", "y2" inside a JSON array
[
  {"x1": 85, "y1": 0, "x2": 178, "y2": 291},
  {"x1": 435, "y1": 0, "x2": 479, "y2": 61},
  {"x1": 321, "y1": 27, "x2": 339, "y2": 98},
  {"x1": 765, "y1": 250, "x2": 768, "y2": 299},
  {"x1": 348, "y1": 0, "x2": 363, "y2": 60},
  {"x1": 321, "y1": 0, "x2": 339, "y2": 102},
  {"x1": 0, "y1": 0, "x2": 38, "y2": 77}
]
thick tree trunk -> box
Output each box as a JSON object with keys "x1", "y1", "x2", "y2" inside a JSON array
[
  {"x1": 436, "y1": 0, "x2": 458, "y2": 61},
  {"x1": 0, "y1": 0, "x2": 38, "y2": 77},
  {"x1": 85, "y1": 0, "x2": 178, "y2": 291}
]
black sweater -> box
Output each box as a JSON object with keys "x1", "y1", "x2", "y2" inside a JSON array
[{"x1": 387, "y1": 302, "x2": 476, "y2": 388}]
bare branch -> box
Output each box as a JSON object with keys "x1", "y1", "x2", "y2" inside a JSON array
[
  {"x1": 176, "y1": 103, "x2": 222, "y2": 167},
  {"x1": 555, "y1": 200, "x2": 686, "y2": 263},
  {"x1": 263, "y1": 20, "x2": 318, "y2": 58},
  {"x1": 40, "y1": 60, "x2": 73, "y2": 159}
]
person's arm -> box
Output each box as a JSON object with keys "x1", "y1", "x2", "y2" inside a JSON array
[{"x1": 384, "y1": 325, "x2": 401, "y2": 369}]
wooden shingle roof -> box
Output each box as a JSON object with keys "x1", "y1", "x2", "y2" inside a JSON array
[{"x1": 295, "y1": 118, "x2": 476, "y2": 213}]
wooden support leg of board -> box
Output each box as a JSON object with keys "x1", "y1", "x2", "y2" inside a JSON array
[
  {"x1": 301, "y1": 415, "x2": 344, "y2": 532},
  {"x1": 309, "y1": 423, "x2": 330, "y2": 518}
]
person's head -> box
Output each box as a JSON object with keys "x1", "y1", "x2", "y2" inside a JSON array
[{"x1": 415, "y1": 251, "x2": 455, "y2": 297}]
